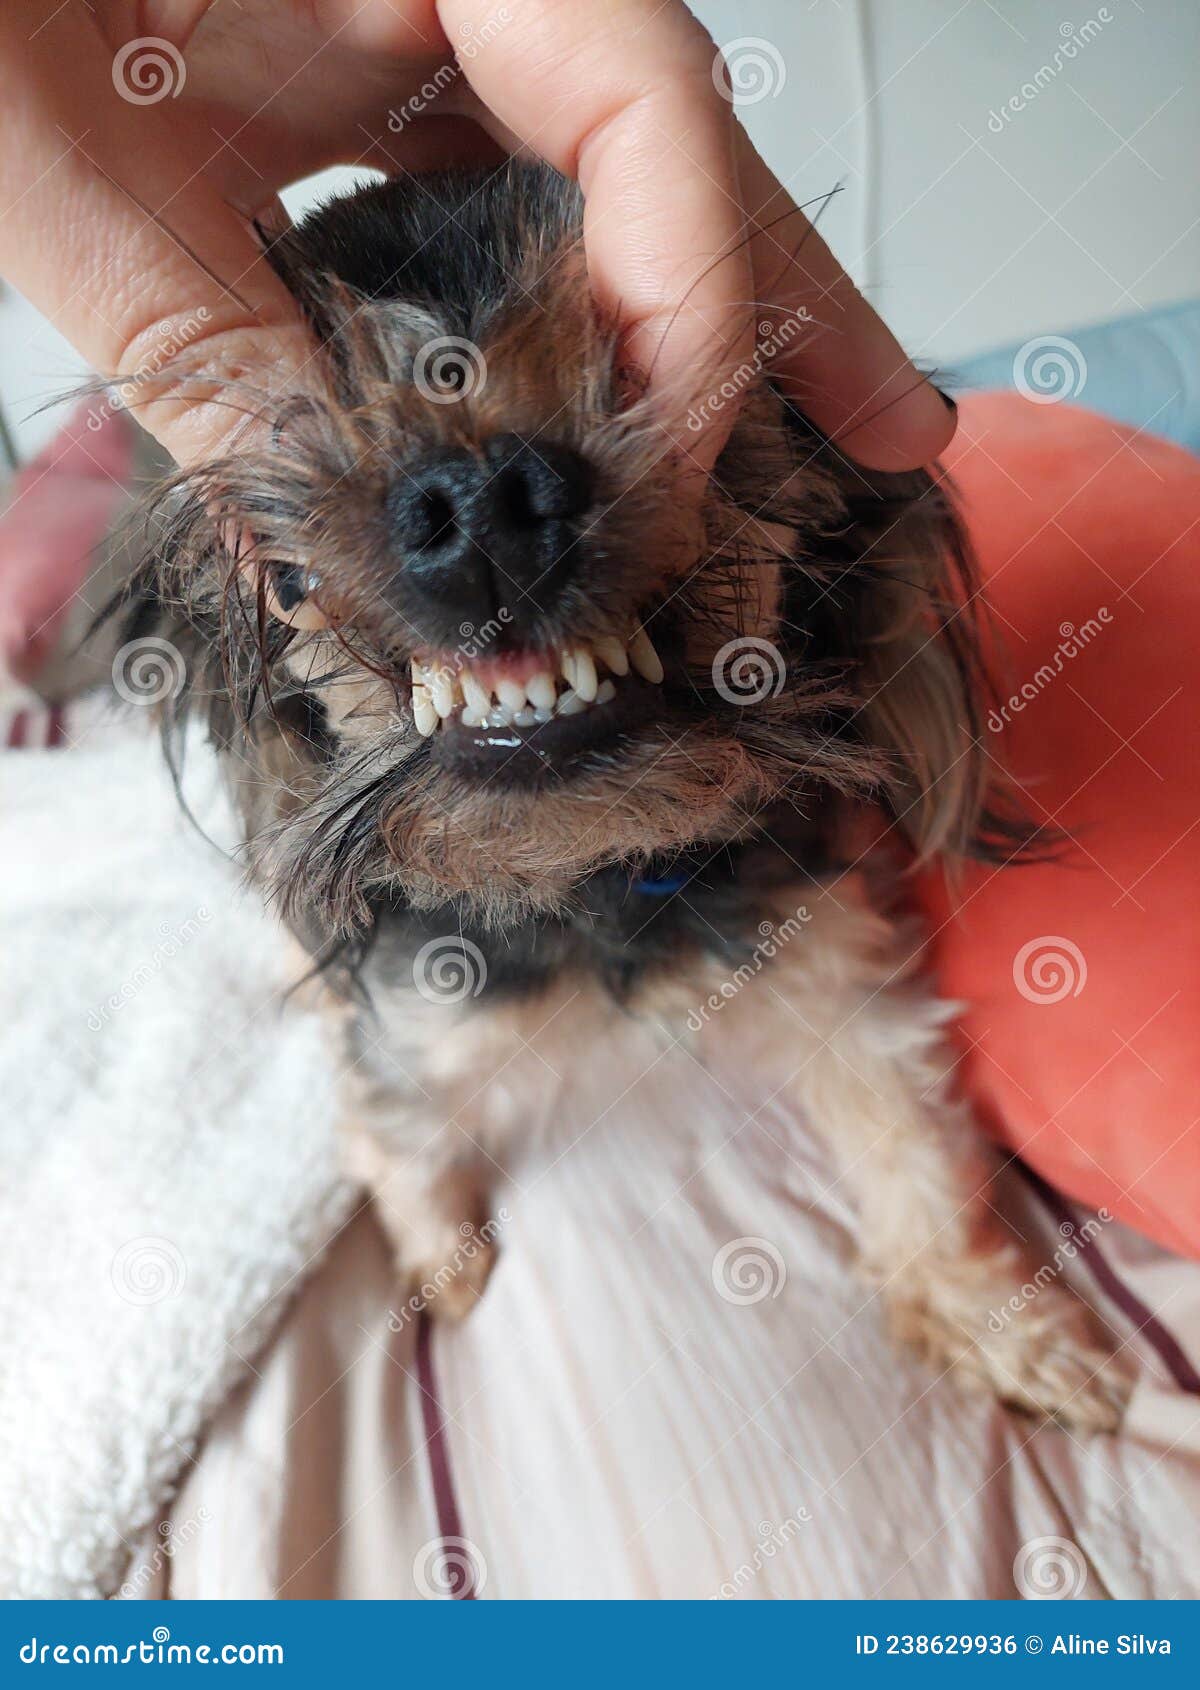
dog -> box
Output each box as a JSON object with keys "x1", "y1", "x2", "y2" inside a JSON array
[{"x1": 116, "y1": 160, "x2": 1127, "y2": 1430}]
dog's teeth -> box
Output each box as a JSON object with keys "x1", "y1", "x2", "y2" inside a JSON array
[
  {"x1": 594, "y1": 636, "x2": 629, "y2": 677},
  {"x1": 497, "y1": 677, "x2": 526, "y2": 712},
  {"x1": 556, "y1": 688, "x2": 586, "y2": 716},
  {"x1": 461, "y1": 707, "x2": 485, "y2": 727},
  {"x1": 461, "y1": 671, "x2": 490, "y2": 714},
  {"x1": 532, "y1": 706, "x2": 554, "y2": 723},
  {"x1": 488, "y1": 705, "x2": 516, "y2": 727},
  {"x1": 595, "y1": 678, "x2": 617, "y2": 704},
  {"x1": 412, "y1": 684, "x2": 438, "y2": 737},
  {"x1": 570, "y1": 646, "x2": 598, "y2": 702},
  {"x1": 513, "y1": 707, "x2": 537, "y2": 727},
  {"x1": 628, "y1": 627, "x2": 664, "y2": 684},
  {"x1": 429, "y1": 667, "x2": 457, "y2": 717},
  {"x1": 561, "y1": 649, "x2": 578, "y2": 691},
  {"x1": 526, "y1": 670, "x2": 557, "y2": 711}
]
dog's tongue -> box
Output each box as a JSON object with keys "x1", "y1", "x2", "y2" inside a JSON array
[{"x1": 0, "y1": 406, "x2": 135, "y2": 684}]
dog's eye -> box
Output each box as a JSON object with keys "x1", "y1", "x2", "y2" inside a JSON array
[
  {"x1": 259, "y1": 562, "x2": 330, "y2": 632},
  {"x1": 271, "y1": 564, "x2": 308, "y2": 611}
]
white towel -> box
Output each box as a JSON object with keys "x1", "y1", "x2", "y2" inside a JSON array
[{"x1": 0, "y1": 702, "x2": 352, "y2": 1599}]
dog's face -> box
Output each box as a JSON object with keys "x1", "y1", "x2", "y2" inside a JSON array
[{"x1": 142, "y1": 163, "x2": 997, "y2": 934}]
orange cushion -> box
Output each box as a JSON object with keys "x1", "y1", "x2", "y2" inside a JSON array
[{"x1": 916, "y1": 393, "x2": 1200, "y2": 1260}]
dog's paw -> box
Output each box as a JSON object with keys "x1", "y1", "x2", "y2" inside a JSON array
[
  {"x1": 396, "y1": 1220, "x2": 498, "y2": 1324},
  {"x1": 887, "y1": 1261, "x2": 1132, "y2": 1433}
]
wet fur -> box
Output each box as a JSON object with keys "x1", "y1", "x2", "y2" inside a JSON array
[{"x1": 117, "y1": 161, "x2": 1125, "y2": 1427}]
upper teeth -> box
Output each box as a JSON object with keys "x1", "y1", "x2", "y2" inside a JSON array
[{"x1": 407, "y1": 627, "x2": 663, "y2": 738}]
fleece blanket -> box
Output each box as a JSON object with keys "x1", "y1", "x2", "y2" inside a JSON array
[{"x1": 0, "y1": 700, "x2": 352, "y2": 1600}]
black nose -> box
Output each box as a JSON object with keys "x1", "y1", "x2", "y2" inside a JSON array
[{"x1": 389, "y1": 435, "x2": 594, "y2": 632}]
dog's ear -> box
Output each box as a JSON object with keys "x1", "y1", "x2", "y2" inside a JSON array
[
  {"x1": 798, "y1": 436, "x2": 1022, "y2": 864},
  {"x1": 847, "y1": 464, "x2": 991, "y2": 859}
]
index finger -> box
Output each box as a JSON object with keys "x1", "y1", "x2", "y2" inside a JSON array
[{"x1": 430, "y1": 0, "x2": 757, "y2": 473}]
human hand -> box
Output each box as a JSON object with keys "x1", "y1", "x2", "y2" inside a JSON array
[{"x1": 0, "y1": 1, "x2": 954, "y2": 471}]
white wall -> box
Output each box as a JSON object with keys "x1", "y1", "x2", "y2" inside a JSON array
[{"x1": 3, "y1": 0, "x2": 1196, "y2": 461}]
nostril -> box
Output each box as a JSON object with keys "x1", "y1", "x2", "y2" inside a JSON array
[
  {"x1": 389, "y1": 453, "x2": 476, "y2": 552},
  {"x1": 487, "y1": 436, "x2": 594, "y2": 528},
  {"x1": 415, "y1": 488, "x2": 456, "y2": 546}
]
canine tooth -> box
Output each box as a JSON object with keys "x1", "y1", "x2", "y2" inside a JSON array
[
  {"x1": 497, "y1": 677, "x2": 526, "y2": 712},
  {"x1": 594, "y1": 636, "x2": 629, "y2": 677},
  {"x1": 570, "y1": 646, "x2": 598, "y2": 702},
  {"x1": 595, "y1": 678, "x2": 616, "y2": 704},
  {"x1": 513, "y1": 707, "x2": 537, "y2": 727},
  {"x1": 461, "y1": 671, "x2": 490, "y2": 714},
  {"x1": 556, "y1": 688, "x2": 587, "y2": 716},
  {"x1": 628, "y1": 627, "x2": 664, "y2": 684},
  {"x1": 526, "y1": 670, "x2": 557, "y2": 711},
  {"x1": 412, "y1": 684, "x2": 438, "y2": 737},
  {"x1": 429, "y1": 666, "x2": 457, "y2": 717}
]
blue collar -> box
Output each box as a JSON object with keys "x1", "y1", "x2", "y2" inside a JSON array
[{"x1": 631, "y1": 870, "x2": 690, "y2": 897}]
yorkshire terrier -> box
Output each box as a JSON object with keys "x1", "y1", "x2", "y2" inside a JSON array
[{"x1": 116, "y1": 162, "x2": 1127, "y2": 1430}]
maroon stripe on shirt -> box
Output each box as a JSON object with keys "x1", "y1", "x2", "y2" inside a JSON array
[
  {"x1": 415, "y1": 1313, "x2": 477, "y2": 1598},
  {"x1": 1020, "y1": 1163, "x2": 1200, "y2": 1395}
]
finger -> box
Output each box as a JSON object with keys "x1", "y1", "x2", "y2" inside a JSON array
[
  {"x1": 431, "y1": 0, "x2": 756, "y2": 473},
  {"x1": 1, "y1": 3, "x2": 310, "y2": 465},
  {"x1": 735, "y1": 132, "x2": 956, "y2": 471}
]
